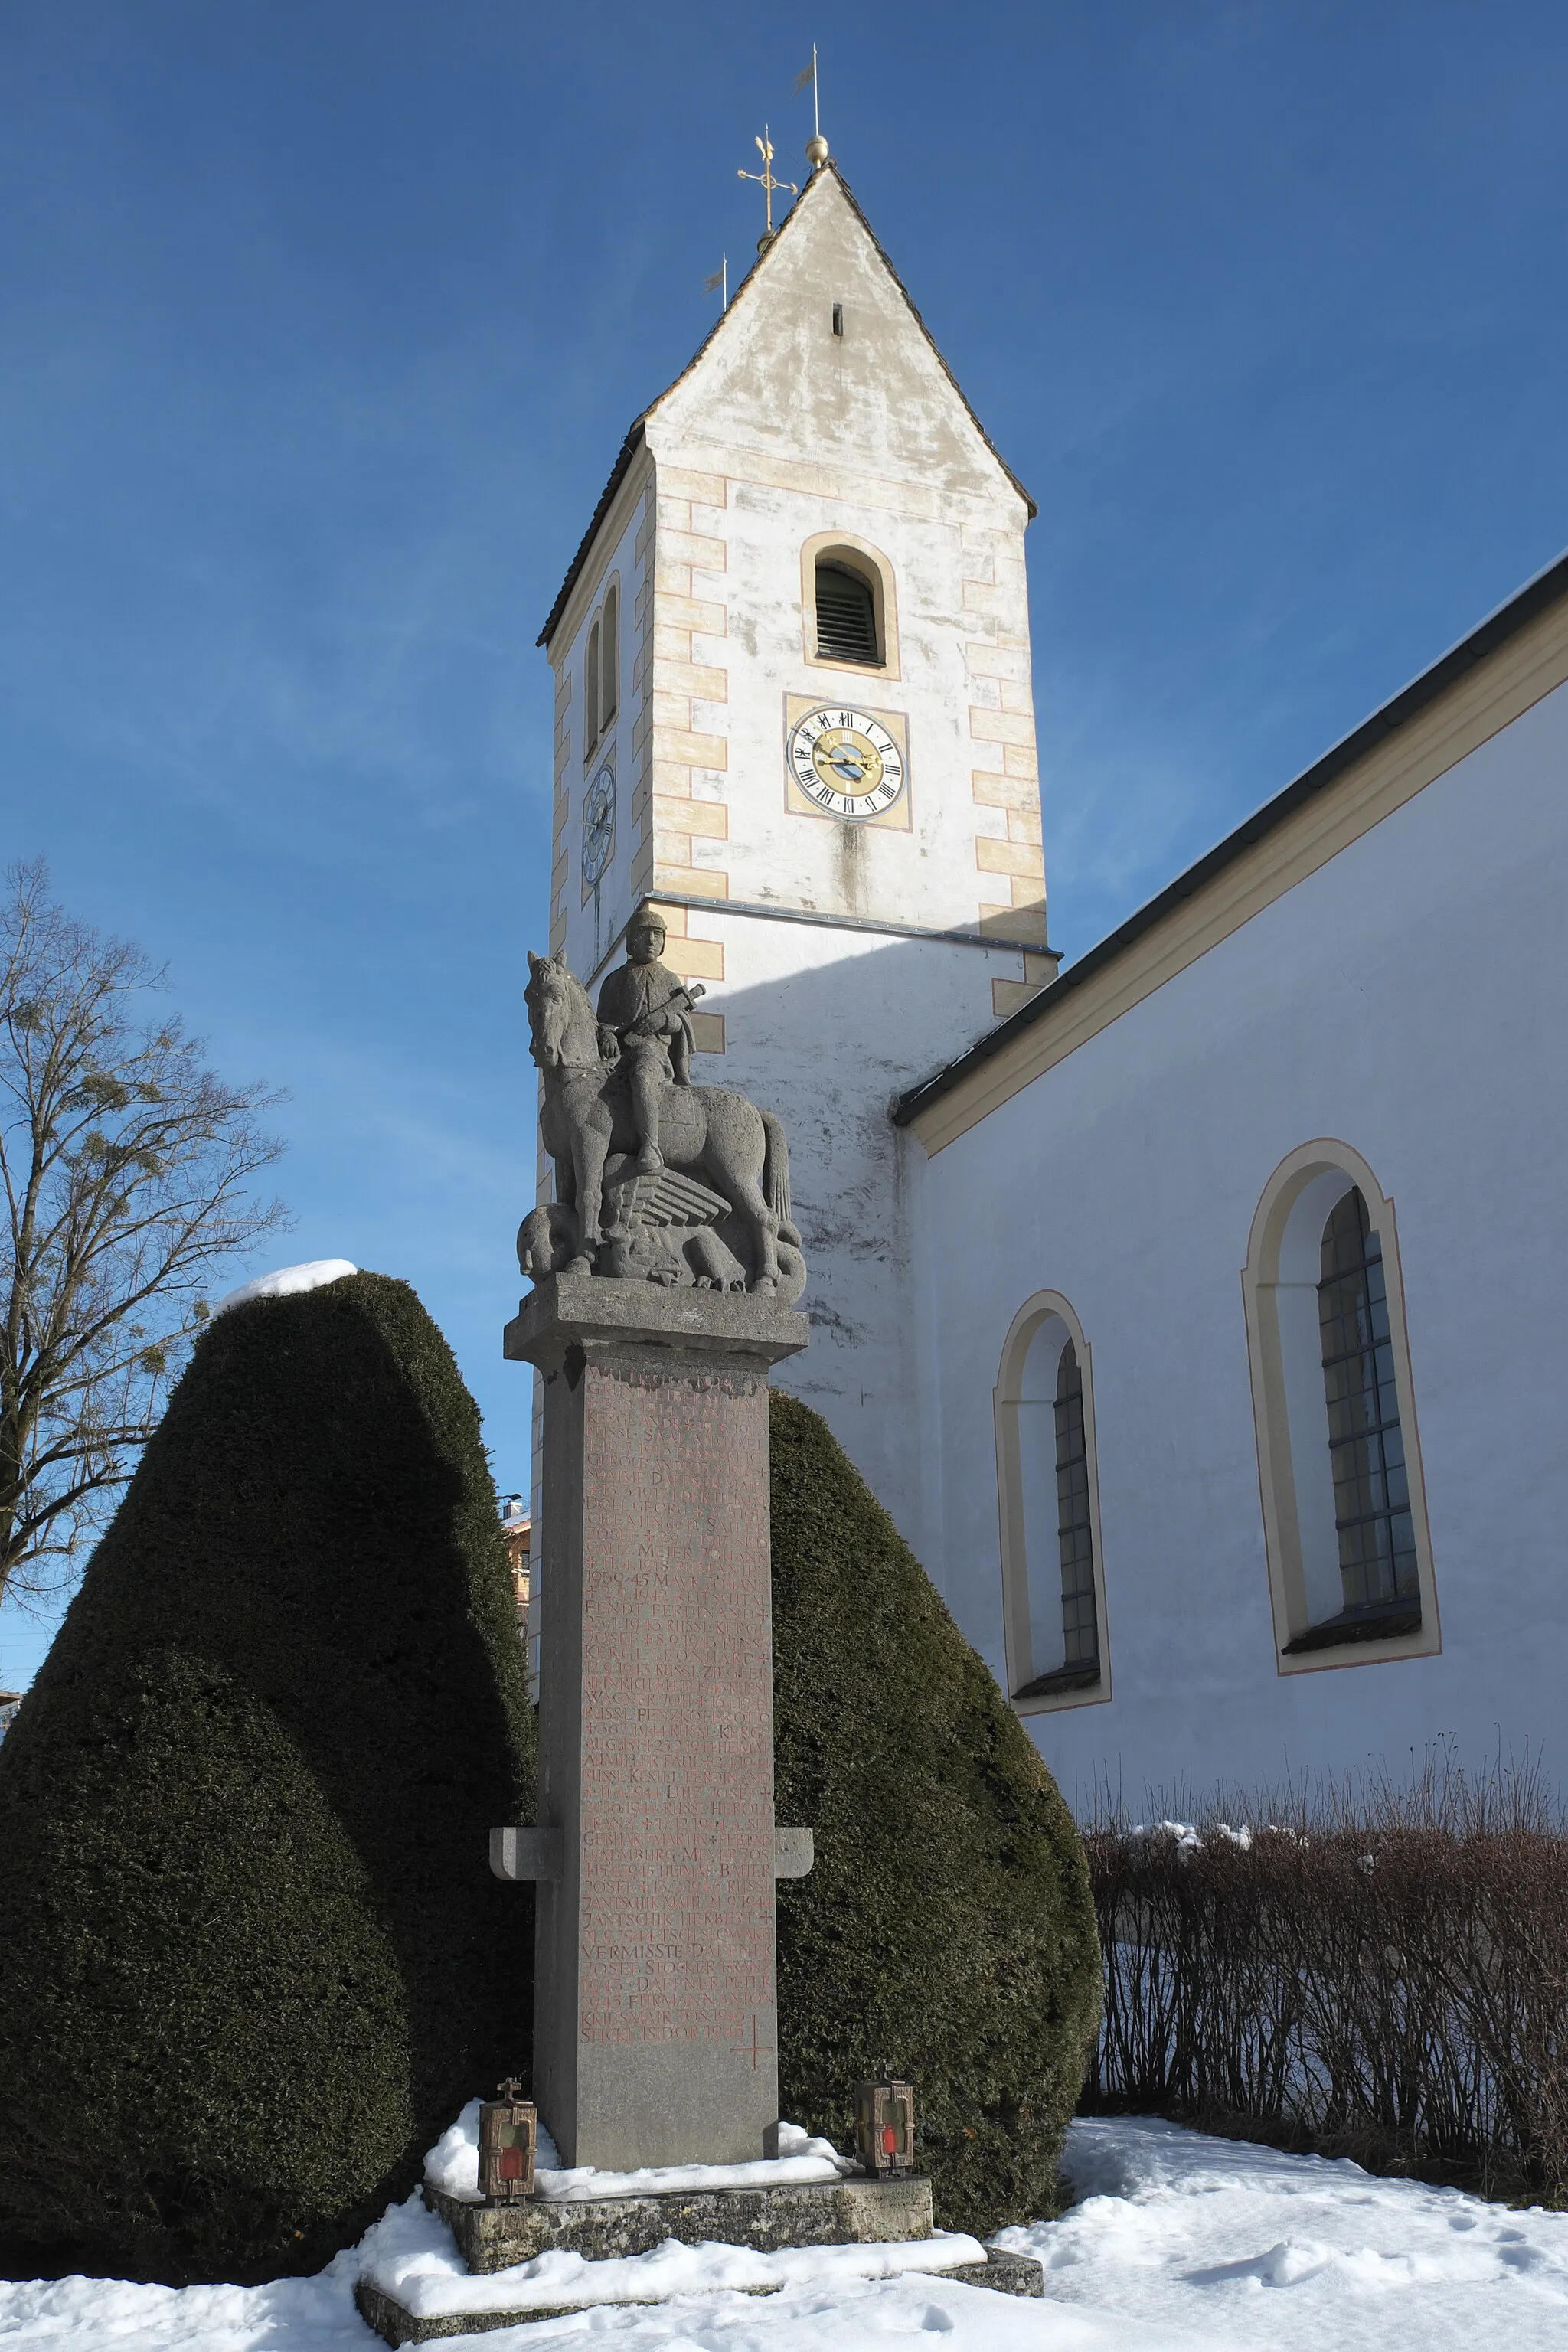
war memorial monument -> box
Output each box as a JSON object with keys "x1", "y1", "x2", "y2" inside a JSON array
[
  {"x1": 505, "y1": 927, "x2": 812, "y2": 2170},
  {"x1": 356, "y1": 929, "x2": 1040, "y2": 2340}
]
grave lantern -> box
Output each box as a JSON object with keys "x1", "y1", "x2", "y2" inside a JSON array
[
  {"x1": 854, "y1": 2076, "x2": 916, "y2": 2177},
  {"x1": 478, "y1": 2078, "x2": 537, "y2": 2202}
]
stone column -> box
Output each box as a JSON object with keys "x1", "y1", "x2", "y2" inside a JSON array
[{"x1": 503, "y1": 1272, "x2": 808, "y2": 2170}]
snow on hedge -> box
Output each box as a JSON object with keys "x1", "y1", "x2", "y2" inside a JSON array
[{"x1": 211, "y1": 1259, "x2": 358, "y2": 1316}]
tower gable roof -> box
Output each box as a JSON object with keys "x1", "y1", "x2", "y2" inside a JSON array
[{"x1": 538, "y1": 165, "x2": 1032, "y2": 648}]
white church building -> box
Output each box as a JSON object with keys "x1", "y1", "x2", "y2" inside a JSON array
[{"x1": 532, "y1": 151, "x2": 1568, "y2": 1808}]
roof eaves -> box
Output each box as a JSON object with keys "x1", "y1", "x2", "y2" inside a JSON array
[
  {"x1": 893, "y1": 545, "x2": 1568, "y2": 1128},
  {"x1": 536, "y1": 418, "x2": 648, "y2": 651}
]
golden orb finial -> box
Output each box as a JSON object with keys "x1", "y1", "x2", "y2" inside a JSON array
[{"x1": 805, "y1": 132, "x2": 829, "y2": 168}]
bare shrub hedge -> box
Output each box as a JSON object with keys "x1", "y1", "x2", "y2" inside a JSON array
[{"x1": 1083, "y1": 1763, "x2": 1568, "y2": 2202}]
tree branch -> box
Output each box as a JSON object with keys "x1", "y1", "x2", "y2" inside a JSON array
[{"x1": 0, "y1": 860, "x2": 291, "y2": 1602}]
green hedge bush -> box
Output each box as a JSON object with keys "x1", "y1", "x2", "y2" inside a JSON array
[
  {"x1": 0, "y1": 1272, "x2": 535, "y2": 2285},
  {"x1": 770, "y1": 1390, "x2": 1100, "y2": 2235}
]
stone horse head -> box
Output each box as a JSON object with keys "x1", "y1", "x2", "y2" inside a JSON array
[{"x1": 524, "y1": 948, "x2": 601, "y2": 1074}]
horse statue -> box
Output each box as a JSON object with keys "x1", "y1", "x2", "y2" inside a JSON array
[{"x1": 523, "y1": 948, "x2": 802, "y2": 1297}]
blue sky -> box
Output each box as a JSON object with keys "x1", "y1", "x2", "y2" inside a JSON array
[{"x1": 2, "y1": 1, "x2": 1565, "y2": 1684}]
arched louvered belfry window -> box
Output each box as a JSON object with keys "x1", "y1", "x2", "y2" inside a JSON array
[
  {"x1": 1317, "y1": 1187, "x2": 1419, "y2": 1619},
  {"x1": 600, "y1": 584, "x2": 619, "y2": 731},
  {"x1": 814, "y1": 558, "x2": 880, "y2": 665},
  {"x1": 584, "y1": 621, "x2": 600, "y2": 762}
]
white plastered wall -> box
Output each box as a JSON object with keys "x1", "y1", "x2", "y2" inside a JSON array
[
  {"x1": 910, "y1": 675, "x2": 1568, "y2": 1806},
  {"x1": 660, "y1": 913, "x2": 1035, "y2": 1544}
]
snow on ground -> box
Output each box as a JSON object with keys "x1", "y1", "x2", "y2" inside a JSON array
[
  {"x1": 426, "y1": 2103, "x2": 851, "y2": 2205},
  {"x1": 4, "y1": 2114, "x2": 1568, "y2": 2350},
  {"x1": 212, "y1": 1259, "x2": 358, "y2": 1315},
  {"x1": 363, "y1": 2194, "x2": 985, "y2": 2322},
  {"x1": 999, "y1": 2117, "x2": 1568, "y2": 2350}
]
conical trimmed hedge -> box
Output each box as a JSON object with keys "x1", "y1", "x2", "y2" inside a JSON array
[
  {"x1": 0, "y1": 1272, "x2": 535, "y2": 2285},
  {"x1": 770, "y1": 1390, "x2": 1100, "y2": 2235}
]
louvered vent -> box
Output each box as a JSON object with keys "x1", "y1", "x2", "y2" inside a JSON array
[{"x1": 815, "y1": 562, "x2": 879, "y2": 664}]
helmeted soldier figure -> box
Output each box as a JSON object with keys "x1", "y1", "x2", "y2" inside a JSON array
[{"x1": 596, "y1": 910, "x2": 694, "y2": 1176}]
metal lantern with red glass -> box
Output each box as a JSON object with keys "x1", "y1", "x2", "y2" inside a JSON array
[
  {"x1": 854, "y1": 2076, "x2": 916, "y2": 2177},
  {"x1": 478, "y1": 2077, "x2": 537, "y2": 2202}
]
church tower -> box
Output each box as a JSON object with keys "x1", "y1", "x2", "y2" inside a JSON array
[{"x1": 534, "y1": 152, "x2": 1053, "y2": 1558}]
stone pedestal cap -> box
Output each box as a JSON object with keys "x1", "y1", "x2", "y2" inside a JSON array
[{"x1": 505, "y1": 1271, "x2": 810, "y2": 1374}]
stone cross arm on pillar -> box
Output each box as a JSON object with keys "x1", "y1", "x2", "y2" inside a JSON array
[
  {"x1": 489, "y1": 1827, "x2": 565, "y2": 1882},
  {"x1": 490, "y1": 1824, "x2": 813, "y2": 1882},
  {"x1": 772, "y1": 1827, "x2": 815, "y2": 1879}
]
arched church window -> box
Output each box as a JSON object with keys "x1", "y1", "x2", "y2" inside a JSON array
[
  {"x1": 584, "y1": 621, "x2": 601, "y2": 763},
  {"x1": 994, "y1": 1294, "x2": 1109, "y2": 1713},
  {"x1": 600, "y1": 584, "x2": 619, "y2": 731},
  {"x1": 1317, "y1": 1188, "x2": 1419, "y2": 1619},
  {"x1": 814, "y1": 559, "x2": 880, "y2": 665},
  {"x1": 1242, "y1": 1144, "x2": 1438, "y2": 1668}
]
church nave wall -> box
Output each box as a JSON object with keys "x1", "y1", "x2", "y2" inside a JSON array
[{"x1": 909, "y1": 665, "x2": 1568, "y2": 1808}]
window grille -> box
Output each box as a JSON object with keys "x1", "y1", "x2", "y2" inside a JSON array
[
  {"x1": 815, "y1": 561, "x2": 879, "y2": 664},
  {"x1": 1054, "y1": 1341, "x2": 1099, "y2": 1669},
  {"x1": 1317, "y1": 1188, "x2": 1419, "y2": 1614},
  {"x1": 584, "y1": 622, "x2": 600, "y2": 760},
  {"x1": 1001, "y1": 1302, "x2": 1106, "y2": 1707},
  {"x1": 600, "y1": 586, "x2": 619, "y2": 730}
]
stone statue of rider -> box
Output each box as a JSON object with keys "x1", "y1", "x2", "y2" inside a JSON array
[{"x1": 596, "y1": 910, "x2": 694, "y2": 1176}]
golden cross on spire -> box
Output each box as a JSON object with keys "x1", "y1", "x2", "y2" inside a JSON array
[{"x1": 737, "y1": 127, "x2": 797, "y2": 253}]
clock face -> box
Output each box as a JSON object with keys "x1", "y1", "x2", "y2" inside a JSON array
[
  {"x1": 787, "y1": 706, "x2": 905, "y2": 821},
  {"x1": 581, "y1": 762, "x2": 615, "y2": 884}
]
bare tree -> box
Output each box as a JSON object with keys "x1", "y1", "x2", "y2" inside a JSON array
[{"x1": 1, "y1": 861, "x2": 289, "y2": 1610}]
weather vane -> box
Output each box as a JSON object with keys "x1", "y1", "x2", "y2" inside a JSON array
[{"x1": 737, "y1": 127, "x2": 797, "y2": 254}]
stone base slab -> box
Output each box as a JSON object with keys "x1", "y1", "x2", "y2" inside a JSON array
[
  {"x1": 426, "y1": 2172, "x2": 933, "y2": 2272},
  {"x1": 354, "y1": 2243, "x2": 1045, "y2": 2345},
  {"x1": 354, "y1": 2273, "x2": 775, "y2": 2344},
  {"x1": 944, "y1": 2248, "x2": 1046, "y2": 2295}
]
